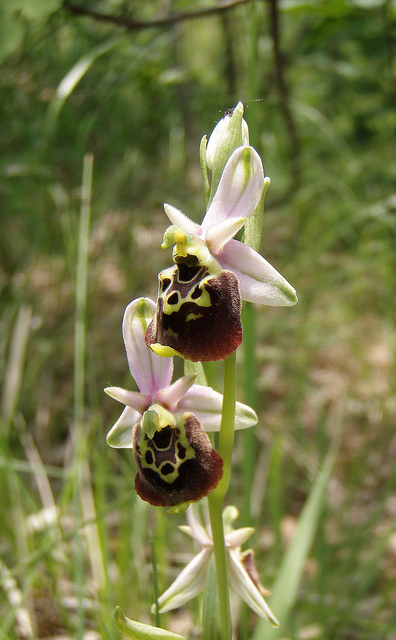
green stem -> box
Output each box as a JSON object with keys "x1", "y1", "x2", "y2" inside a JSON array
[
  {"x1": 216, "y1": 350, "x2": 237, "y2": 496},
  {"x1": 241, "y1": 302, "x2": 257, "y2": 525},
  {"x1": 208, "y1": 493, "x2": 231, "y2": 640},
  {"x1": 207, "y1": 350, "x2": 237, "y2": 640}
]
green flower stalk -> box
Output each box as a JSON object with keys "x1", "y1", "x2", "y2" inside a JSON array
[{"x1": 146, "y1": 103, "x2": 295, "y2": 636}]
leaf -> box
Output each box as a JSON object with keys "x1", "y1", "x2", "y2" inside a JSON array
[
  {"x1": 45, "y1": 39, "x2": 121, "y2": 135},
  {"x1": 252, "y1": 449, "x2": 336, "y2": 640},
  {"x1": 114, "y1": 607, "x2": 186, "y2": 640}
]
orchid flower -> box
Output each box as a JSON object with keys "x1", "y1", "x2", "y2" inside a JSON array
[
  {"x1": 105, "y1": 297, "x2": 257, "y2": 507},
  {"x1": 146, "y1": 140, "x2": 297, "y2": 362},
  {"x1": 153, "y1": 504, "x2": 279, "y2": 628}
]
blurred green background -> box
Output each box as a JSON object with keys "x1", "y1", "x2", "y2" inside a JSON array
[{"x1": 1, "y1": 0, "x2": 395, "y2": 638}]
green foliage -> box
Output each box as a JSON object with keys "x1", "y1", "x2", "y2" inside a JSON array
[
  {"x1": 253, "y1": 449, "x2": 337, "y2": 640},
  {"x1": 1, "y1": 0, "x2": 395, "y2": 638},
  {"x1": 0, "y1": 0, "x2": 61, "y2": 63},
  {"x1": 114, "y1": 606, "x2": 186, "y2": 640}
]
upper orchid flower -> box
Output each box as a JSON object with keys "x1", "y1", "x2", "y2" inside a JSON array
[
  {"x1": 105, "y1": 297, "x2": 257, "y2": 507},
  {"x1": 165, "y1": 145, "x2": 296, "y2": 306},
  {"x1": 153, "y1": 504, "x2": 279, "y2": 628},
  {"x1": 145, "y1": 144, "x2": 297, "y2": 362}
]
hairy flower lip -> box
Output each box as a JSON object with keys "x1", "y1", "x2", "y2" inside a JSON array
[
  {"x1": 145, "y1": 265, "x2": 243, "y2": 362},
  {"x1": 133, "y1": 411, "x2": 223, "y2": 508}
]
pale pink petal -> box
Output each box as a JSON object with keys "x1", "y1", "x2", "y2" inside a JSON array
[
  {"x1": 178, "y1": 385, "x2": 257, "y2": 431},
  {"x1": 122, "y1": 298, "x2": 173, "y2": 395},
  {"x1": 205, "y1": 216, "x2": 247, "y2": 254},
  {"x1": 217, "y1": 239, "x2": 298, "y2": 306},
  {"x1": 201, "y1": 146, "x2": 264, "y2": 231},
  {"x1": 177, "y1": 385, "x2": 222, "y2": 430},
  {"x1": 155, "y1": 374, "x2": 197, "y2": 411},
  {"x1": 104, "y1": 386, "x2": 151, "y2": 413},
  {"x1": 155, "y1": 548, "x2": 212, "y2": 613},
  {"x1": 163, "y1": 203, "x2": 202, "y2": 236},
  {"x1": 106, "y1": 406, "x2": 140, "y2": 449},
  {"x1": 228, "y1": 550, "x2": 279, "y2": 625}
]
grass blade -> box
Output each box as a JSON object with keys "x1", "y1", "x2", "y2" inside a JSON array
[
  {"x1": 252, "y1": 448, "x2": 336, "y2": 640},
  {"x1": 46, "y1": 39, "x2": 120, "y2": 135}
]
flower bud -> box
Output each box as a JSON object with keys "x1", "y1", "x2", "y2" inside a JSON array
[
  {"x1": 203, "y1": 102, "x2": 250, "y2": 205},
  {"x1": 206, "y1": 102, "x2": 249, "y2": 172}
]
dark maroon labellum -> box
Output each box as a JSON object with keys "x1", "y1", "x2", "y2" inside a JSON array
[
  {"x1": 145, "y1": 257, "x2": 242, "y2": 362},
  {"x1": 133, "y1": 413, "x2": 223, "y2": 507}
]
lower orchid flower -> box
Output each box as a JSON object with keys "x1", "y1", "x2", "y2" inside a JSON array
[
  {"x1": 153, "y1": 504, "x2": 279, "y2": 627},
  {"x1": 105, "y1": 297, "x2": 257, "y2": 508}
]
